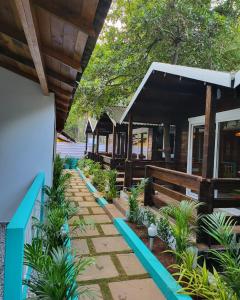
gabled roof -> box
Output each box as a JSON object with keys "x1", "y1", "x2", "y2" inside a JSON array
[
  {"x1": 106, "y1": 106, "x2": 127, "y2": 126},
  {"x1": 120, "y1": 62, "x2": 239, "y2": 124}
]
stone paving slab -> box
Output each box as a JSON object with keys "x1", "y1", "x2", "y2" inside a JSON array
[
  {"x1": 69, "y1": 216, "x2": 80, "y2": 225},
  {"x1": 84, "y1": 215, "x2": 111, "y2": 224},
  {"x1": 77, "y1": 255, "x2": 119, "y2": 281},
  {"x1": 92, "y1": 236, "x2": 131, "y2": 253},
  {"x1": 91, "y1": 207, "x2": 105, "y2": 215},
  {"x1": 77, "y1": 207, "x2": 90, "y2": 215},
  {"x1": 70, "y1": 226, "x2": 100, "y2": 238},
  {"x1": 84, "y1": 196, "x2": 95, "y2": 202},
  {"x1": 117, "y1": 253, "x2": 147, "y2": 276},
  {"x1": 109, "y1": 278, "x2": 165, "y2": 300},
  {"x1": 100, "y1": 224, "x2": 119, "y2": 236},
  {"x1": 79, "y1": 202, "x2": 99, "y2": 208},
  {"x1": 79, "y1": 284, "x2": 103, "y2": 300},
  {"x1": 71, "y1": 239, "x2": 89, "y2": 255}
]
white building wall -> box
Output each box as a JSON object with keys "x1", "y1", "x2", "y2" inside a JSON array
[{"x1": 0, "y1": 67, "x2": 55, "y2": 222}]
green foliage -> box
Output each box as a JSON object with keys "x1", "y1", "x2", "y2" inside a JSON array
[
  {"x1": 24, "y1": 241, "x2": 94, "y2": 300},
  {"x1": 128, "y1": 179, "x2": 148, "y2": 223},
  {"x1": 69, "y1": 0, "x2": 240, "y2": 120},
  {"x1": 156, "y1": 216, "x2": 172, "y2": 243},
  {"x1": 160, "y1": 200, "x2": 201, "y2": 254},
  {"x1": 143, "y1": 208, "x2": 157, "y2": 226},
  {"x1": 202, "y1": 212, "x2": 240, "y2": 297},
  {"x1": 104, "y1": 170, "x2": 118, "y2": 201},
  {"x1": 173, "y1": 256, "x2": 238, "y2": 299}
]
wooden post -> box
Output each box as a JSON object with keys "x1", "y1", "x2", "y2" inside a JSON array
[
  {"x1": 105, "y1": 134, "x2": 109, "y2": 153},
  {"x1": 96, "y1": 131, "x2": 100, "y2": 154},
  {"x1": 92, "y1": 133, "x2": 95, "y2": 153},
  {"x1": 85, "y1": 133, "x2": 88, "y2": 154},
  {"x1": 124, "y1": 131, "x2": 128, "y2": 158},
  {"x1": 202, "y1": 85, "x2": 216, "y2": 179},
  {"x1": 127, "y1": 113, "x2": 133, "y2": 161},
  {"x1": 163, "y1": 123, "x2": 171, "y2": 163},
  {"x1": 197, "y1": 180, "x2": 214, "y2": 244},
  {"x1": 112, "y1": 125, "x2": 116, "y2": 159},
  {"x1": 140, "y1": 133, "x2": 144, "y2": 158},
  {"x1": 120, "y1": 134, "x2": 125, "y2": 156},
  {"x1": 117, "y1": 133, "x2": 121, "y2": 155},
  {"x1": 124, "y1": 160, "x2": 133, "y2": 188},
  {"x1": 144, "y1": 166, "x2": 154, "y2": 206}
]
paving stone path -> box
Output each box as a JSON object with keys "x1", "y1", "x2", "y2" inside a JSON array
[{"x1": 67, "y1": 170, "x2": 165, "y2": 300}]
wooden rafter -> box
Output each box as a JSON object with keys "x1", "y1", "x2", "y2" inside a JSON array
[
  {"x1": 49, "y1": 84, "x2": 72, "y2": 98},
  {"x1": 32, "y1": 0, "x2": 96, "y2": 37},
  {"x1": 0, "y1": 22, "x2": 82, "y2": 71},
  {"x1": 14, "y1": 0, "x2": 48, "y2": 95},
  {"x1": 0, "y1": 46, "x2": 75, "y2": 88}
]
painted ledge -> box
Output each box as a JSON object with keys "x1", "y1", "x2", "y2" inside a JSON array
[{"x1": 114, "y1": 218, "x2": 192, "y2": 300}]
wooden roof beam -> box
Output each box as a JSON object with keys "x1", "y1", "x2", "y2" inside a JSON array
[
  {"x1": 0, "y1": 22, "x2": 82, "y2": 71},
  {"x1": 0, "y1": 46, "x2": 75, "y2": 88},
  {"x1": 32, "y1": 0, "x2": 96, "y2": 37},
  {"x1": 15, "y1": 0, "x2": 49, "y2": 95},
  {"x1": 49, "y1": 84, "x2": 72, "y2": 98}
]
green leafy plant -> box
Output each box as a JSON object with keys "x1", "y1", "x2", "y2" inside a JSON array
[
  {"x1": 143, "y1": 208, "x2": 157, "y2": 226},
  {"x1": 24, "y1": 240, "x2": 94, "y2": 300},
  {"x1": 172, "y1": 251, "x2": 238, "y2": 299},
  {"x1": 128, "y1": 179, "x2": 148, "y2": 223},
  {"x1": 105, "y1": 170, "x2": 118, "y2": 201},
  {"x1": 160, "y1": 200, "x2": 201, "y2": 254},
  {"x1": 156, "y1": 216, "x2": 172, "y2": 244},
  {"x1": 202, "y1": 212, "x2": 240, "y2": 298}
]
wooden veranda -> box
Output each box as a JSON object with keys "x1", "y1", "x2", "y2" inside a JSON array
[{"x1": 120, "y1": 62, "x2": 240, "y2": 244}]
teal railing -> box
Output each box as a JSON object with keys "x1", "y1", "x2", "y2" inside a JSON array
[{"x1": 4, "y1": 172, "x2": 45, "y2": 300}]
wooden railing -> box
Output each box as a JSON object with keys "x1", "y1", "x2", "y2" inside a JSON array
[
  {"x1": 124, "y1": 160, "x2": 175, "y2": 188},
  {"x1": 100, "y1": 155, "x2": 125, "y2": 170},
  {"x1": 144, "y1": 165, "x2": 240, "y2": 244}
]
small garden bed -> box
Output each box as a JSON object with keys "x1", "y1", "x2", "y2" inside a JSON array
[{"x1": 127, "y1": 221, "x2": 176, "y2": 274}]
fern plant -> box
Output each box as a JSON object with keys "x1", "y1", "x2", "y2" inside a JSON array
[
  {"x1": 128, "y1": 179, "x2": 148, "y2": 223},
  {"x1": 160, "y1": 200, "x2": 201, "y2": 254},
  {"x1": 24, "y1": 240, "x2": 94, "y2": 300},
  {"x1": 202, "y1": 212, "x2": 240, "y2": 298}
]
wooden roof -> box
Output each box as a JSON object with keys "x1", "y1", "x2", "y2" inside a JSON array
[
  {"x1": 0, "y1": 0, "x2": 111, "y2": 131},
  {"x1": 120, "y1": 62, "x2": 239, "y2": 125}
]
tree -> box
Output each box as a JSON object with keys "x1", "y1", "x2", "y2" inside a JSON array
[{"x1": 69, "y1": 0, "x2": 240, "y2": 126}]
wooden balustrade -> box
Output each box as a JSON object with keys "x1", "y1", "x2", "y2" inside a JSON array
[{"x1": 144, "y1": 165, "x2": 240, "y2": 244}]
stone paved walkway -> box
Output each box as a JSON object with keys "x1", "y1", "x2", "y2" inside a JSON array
[{"x1": 67, "y1": 170, "x2": 165, "y2": 300}]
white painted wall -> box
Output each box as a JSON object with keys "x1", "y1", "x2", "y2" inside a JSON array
[{"x1": 0, "y1": 67, "x2": 55, "y2": 222}]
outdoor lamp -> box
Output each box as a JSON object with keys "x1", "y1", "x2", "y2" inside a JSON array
[{"x1": 148, "y1": 223, "x2": 157, "y2": 251}]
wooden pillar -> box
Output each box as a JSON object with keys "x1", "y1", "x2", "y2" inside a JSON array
[
  {"x1": 163, "y1": 123, "x2": 171, "y2": 163},
  {"x1": 120, "y1": 134, "x2": 125, "y2": 156},
  {"x1": 85, "y1": 133, "x2": 88, "y2": 154},
  {"x1": 202, "y1": 85, "x2": 216, "y2": 179},
  {"x1": 105, "y1": 134, "x2": 109, "y2": 153},
  {"x1": 140, "y1": 133, "x2": 144, "y2": 157},
  {"x1": 126, "y1": 113, "x2": 133, "y2": 161},
  {"x1": 92, "y1": 133, "x2": 95, "y2": 153},
  {"x1": 117, "y1": 133, "x2": 121, "y2": 155},
  {"x1": 96, "y1": 131, "x2": 100, "y2": 154},
  {"x1": 112, "y1": 125, "x2": 116, "y2": 159},
  {"x1": 124, "y1": 132, "x2": 128, "y2": 158}
]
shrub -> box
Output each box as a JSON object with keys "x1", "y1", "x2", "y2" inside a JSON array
[
  {"x1": 24, "y1": 241, "x2": 94, "y2": 299},
  {"x1": 160, "y1": 200, "x2": 201, "y2": 254},
  {"x1": 105, "y1": 170, "x2": 118, "y2": 201},
  {"x1": 128, "y1": 179, "x2": 148, "y2": 223},
  {"x1": 156, "y1": 216, "x2": 172, "y2": 244}
]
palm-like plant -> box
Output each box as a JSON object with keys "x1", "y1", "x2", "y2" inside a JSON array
[
  {"x1": 202, "y1": 212, "x2": 240, "y2": 297},
  {"x1": 160, "y1": 200, "x2": 201, "y2": 254},
  {"x1": 128, "y1": 179, "x2": 148, "y2": 223},
  {"x1": 24, "y1": 240, "x2": 94, "y2": 300}
]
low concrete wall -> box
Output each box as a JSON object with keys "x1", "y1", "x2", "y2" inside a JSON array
[{"x1": 0, "y1": 224, "x2": 6, "y2": 300}]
